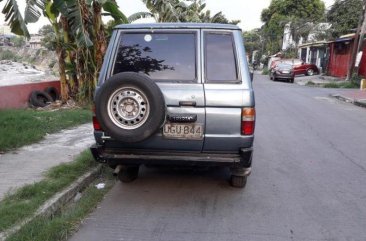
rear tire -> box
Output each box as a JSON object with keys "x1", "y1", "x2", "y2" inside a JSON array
[
  {"x1": 230, "y1": 175, "x2": 247, "y2": 188},
  {"x1": 118, "y1": 166, "x2": 139, "y2": 183},
  {"x1": 306, "y1": 69, "x2": 314, "y2": 76},
  {"x1": 290, "y1": 78, "x2": 294, "y2": 83}
]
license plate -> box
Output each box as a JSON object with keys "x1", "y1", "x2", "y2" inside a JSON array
[
  {"x1": 163, "y1": 123, "x2": 203, "y2": 140},
  {"x1": 282, "y1": 70, "x2": 290, "y2": 74}
]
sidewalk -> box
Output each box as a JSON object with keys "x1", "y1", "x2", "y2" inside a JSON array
[
  {"x1": 295, "y1": 74, "x2": 343, "y2": 86},
  {"x1": 0, "y1": 123, "x2": 94, "y2": 200},
  {"x1": 330, "y1": 90, "x2": 366, "y2": 108},
  {"x1": 293, "y1": 74, "x2": 366, "y2": 107}
]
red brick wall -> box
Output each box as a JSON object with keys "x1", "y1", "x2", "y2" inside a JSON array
[{"x1": 0, "y1": 81, "x2": 60, "y2": 109}]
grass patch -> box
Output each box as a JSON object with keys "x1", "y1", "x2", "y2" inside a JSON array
[
  {"x1": 6, "y1": 169, "x2": 114, "y2": 241},
  {"x1": 0, "y1": 151, "x2": 97, "y2": 232},
  {"x1": 305, "y1": 81, "x2": 316, "y2": 86},
  {"x1": 0, "y1": 108, "x2": 91, "y2": 152},
  {"x1": 261, "y1": 67, "x2": 269, "y2": 75},
  {"x1": 323, "y1": 82, "x2": 339, "y2": 88},
  {"x1": 323, "y1": 81, "x2": 360, "y2": 89}
]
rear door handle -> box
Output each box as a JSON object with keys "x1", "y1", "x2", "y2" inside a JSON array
[{"x1": 179, "y1": 101, "x2": 196, "y2": 107}]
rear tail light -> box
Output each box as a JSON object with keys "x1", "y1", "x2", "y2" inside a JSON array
[
  {"x1": 92, "y1": 105, "x2": 102, "y2": 131},
  {"x1": 241, "y1": 107, "x2": 255, "y2": 135}
]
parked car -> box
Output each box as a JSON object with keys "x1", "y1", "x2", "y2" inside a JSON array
[
  {"x1": 270, "y1": 59, "x2": 319, "y2": 76},
  {"x1": 90, "y1": 23, "x2": 255, "y2": 188},
  {"x1": 291, "y1": 59, "x2": 319, "y2": 76},
  {"x1": 270, "y1": 62, "x2": 295, "y2": 83}
]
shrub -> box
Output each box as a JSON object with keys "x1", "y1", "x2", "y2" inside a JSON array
[
  {"x1": 350, "y1": 73, "x2": 361, "y2": 87},
  {"x1": 48, "y1": 60, "x2": 56, "y2": 69},
  {"x1": 0, "y1": 50, "x2": 16, "y2": 60},
  {"x1": 262, "y1": 67, "x2": 269, "y2": 75}
]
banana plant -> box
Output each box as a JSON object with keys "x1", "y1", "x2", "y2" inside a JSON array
[
  {"x1": 0, "y1": 0, "x2": 30, "y2": 38},
  {"x1": 21, "y1": 0, "x2": 128, "y2": 101},
  {"x1": 142, "y1": 0, "x2": 184, "y2": 22}
]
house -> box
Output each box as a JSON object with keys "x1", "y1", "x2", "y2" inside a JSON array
[
  {"x1": 327, "y1": 34, "x2": 366, "y2": 78},
  {"x1": 282, "y1": 23, "x2": 294, "y2": 50},
  {"x1": 26, "y1": 34, "x2": 42, "y2": 49},
  {"x1": 297, "y1": 41, "x2": 329, "y2": 73},
  {"x1": 0, "y1": 24, "x2": 12, "y2": 35},
  {"x1": 282, "y1": 22, "x2": 331, "y2": 51}
]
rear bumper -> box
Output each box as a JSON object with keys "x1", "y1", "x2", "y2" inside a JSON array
[
  {"x1": 90, "y1": 144, "x2": 253, "y2": 168},
  {"x1": 274, "y1": 73, "x2": 294, "y2": 79}
]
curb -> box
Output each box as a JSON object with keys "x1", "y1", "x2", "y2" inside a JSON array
[
  {"x1": 330, "y1": 94, "x2": 366, "y2": 108},
  {"x1": 330, "y1": 94, "x2": 354, "y2": 103},
  {"x1": 354, "y1": 100, "x2": 366, "y2": 108},
  {"x1": 0, "y1": 165, "x2": 102, "y2": 241}
]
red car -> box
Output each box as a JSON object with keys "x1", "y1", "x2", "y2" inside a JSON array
[
  {"x1": 291, "y1": 59, "x2": 319, "y2": 76},
  {"x1": 271, "y1": 59, "x2": 319, "y2": 76}
]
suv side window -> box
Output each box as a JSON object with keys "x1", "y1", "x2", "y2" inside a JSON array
[
  {"x1": 205, "y1": 32, "x2": 238, "y2": 83},
  {"x1": 113, "y1": 32, "x2": 196, "y2": 82}
]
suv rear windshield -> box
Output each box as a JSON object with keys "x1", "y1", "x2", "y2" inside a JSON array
[{"x1": 113, "y1": 32, "x2": 196, "y2": 82}]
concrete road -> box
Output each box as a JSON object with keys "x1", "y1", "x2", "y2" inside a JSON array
[{"x1": 70, "y1": 74, "x2": 366, "y2": 241}]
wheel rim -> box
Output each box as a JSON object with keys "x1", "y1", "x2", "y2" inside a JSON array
[
  {"x1": 307, "y1": 69, "x2": 314, "y2": 75},
  {"x1": 107, "y1": 87, "x2": 150, "y2": 130}
]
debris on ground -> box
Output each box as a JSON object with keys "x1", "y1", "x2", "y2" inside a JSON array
[
  {"x1": 95, "y1": 183, "x2": 105, "y2": 189},
  {"x1": 35, "y1": 99, "x2": 81, "y2": 111}
]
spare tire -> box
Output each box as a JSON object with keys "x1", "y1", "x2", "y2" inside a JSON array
[
  {"x1": 29, "y1": 90, "x2": 53, "y2": 107},
  {"x1": 44, "y1": 87, "x2": 59, "y2": 101},
  {"x1": 95, "y1": 72, "x2": 166, "y2": 143}
]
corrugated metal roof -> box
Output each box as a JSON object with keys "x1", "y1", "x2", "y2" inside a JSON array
[
  {"x1": 298, "y1": 41, "x2": 329, "y2": 48},
  {"x1": 114, "y1": 23, "x2": 241, "y2": 30},
  {"x1": 334, "y1": 38, "x2": 353, "y2": 43}
]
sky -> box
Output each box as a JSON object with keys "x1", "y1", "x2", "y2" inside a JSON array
[{"x1": 0, "y1": 0, "x2": 336, "y2": 34}]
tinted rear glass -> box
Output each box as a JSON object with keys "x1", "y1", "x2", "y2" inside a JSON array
[
  {"x1": 113, "y1": 33, "x2": 196, "y2": 81},
  {"x1": 277, "y1": 63, "x2": 292, "y2": 68},
  {"x1": 205, "y1": 32, "x2": 238, "y2": 82}
]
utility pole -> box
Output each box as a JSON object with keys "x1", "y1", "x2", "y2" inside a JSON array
[
  {"x1": 347, "y1": 0, "x2": 366, "y2": 80},
  {"x1": 355, "y1": 0, "x2": 366, "y2": 74}
]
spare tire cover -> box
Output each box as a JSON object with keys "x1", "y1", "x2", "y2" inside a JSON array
[{"x1": 95, "y1": 72, "x2": 166, "y2": 143}]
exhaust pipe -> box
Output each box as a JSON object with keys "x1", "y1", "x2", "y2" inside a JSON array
[{"x1": 113, "y1": 165, "x2": 123, "y2": 176}]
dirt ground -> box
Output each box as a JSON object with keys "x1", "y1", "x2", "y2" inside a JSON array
[{"x1": 0, "y1": 61, "x2": 57, "y2": 87}]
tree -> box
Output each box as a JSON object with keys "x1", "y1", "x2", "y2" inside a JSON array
[
  {"x1": 142, "y1": 0, "x2": 183, "y2": 22},
  {"x1": 261, "y1": 0, "x2": 325, "y2": 54},
  {"x1": 0, "y1": 0, "x2": 29, "y2": 38},
  {"x1": 140, "y1": 0, "x2": 240, "y2": 24},
  {"x1": 10, "y1": 35, "x2": 25, "y2": 47},
  {"x1": 327, "y1": 0, "x2": 363, "y2": 38},
  {"x1": 39, "y1": 24, "x2": 56, "y2": 51},
  {"x1": 0, "y1": 0, "x2": 128, "y2": 101},
  {"x1": 243, "y1": 29, "x2": 263, "y2": 63}
]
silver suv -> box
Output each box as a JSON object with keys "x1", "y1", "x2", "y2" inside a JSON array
[{"x1": 91, "y1": 23, "x2": 255, "y2": 188}]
